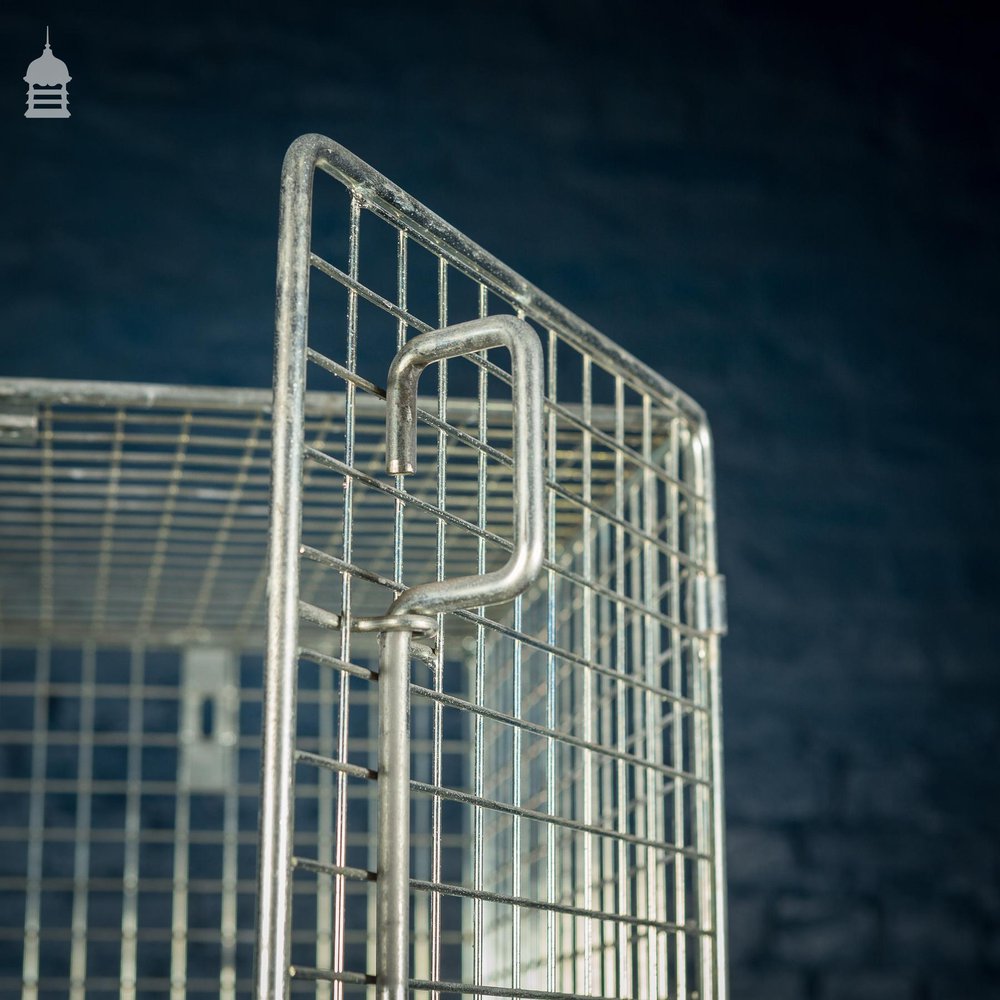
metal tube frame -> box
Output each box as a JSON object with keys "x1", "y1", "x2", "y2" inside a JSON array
[
  {"x1": 254, "y1": 135, "x2": 314, "y2": 1000},
  {"x1": 254, "y1": 133, "x2": 728, "y2": 999}
]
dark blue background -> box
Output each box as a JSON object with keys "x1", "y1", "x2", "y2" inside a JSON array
[{"x1": 2, "y1": 2, "x2": 999, "y2": 997}]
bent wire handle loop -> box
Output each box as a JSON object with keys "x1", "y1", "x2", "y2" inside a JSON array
[
  {"x1": 384, "y1": 314, "x2": 546, "y2": 617},
  {"x1": 374, "y1": 315, "x2": 545, "y2": 1000}
]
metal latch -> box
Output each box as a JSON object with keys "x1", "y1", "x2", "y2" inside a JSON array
[
  {"x1": 179, "y1": 647, "x2": 239, "y2": 792},
  {"x1": 694, "y1": 573, "x2": 727, "y2": 635},
  {"x1": 0, "y1": 402, "x2": 39, "y2": 444}
]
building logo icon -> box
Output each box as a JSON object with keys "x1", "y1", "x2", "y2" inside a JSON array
[{"x1": 24, "y1": 27, "x2": 71, "y2": 119}]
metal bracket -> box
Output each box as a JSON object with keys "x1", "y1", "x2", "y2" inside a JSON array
[
  {"x1": 0, "y1": 402, "x2": 39, "y2": 444},
  {"x1": 298, "y1": 601, "x2": 437, "y2": 641},
  {"x1": 694, "y1": 573, "x2": 728, "y2": 636},
  {"x1": 298, "y1": 600, "x2": 440, "y2": 666},
  {"x1": 179, "y1": 647, "x2": 239, "y2": 792}
]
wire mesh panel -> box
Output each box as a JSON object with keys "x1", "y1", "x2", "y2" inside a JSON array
[
  {"x1": 0, "y1": 383, "x2": 398, "y2": 998},
  {"x1": 259, "y1": 135, "x2": 727, "y2": 1000}
]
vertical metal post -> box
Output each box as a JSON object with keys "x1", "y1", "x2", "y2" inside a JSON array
[
  {"x1": 254, "y1": 136, "x2": 316, "y2": 1000},
  {"x1": 376, "y1": 629, "x2": 413, "y2": 1000},
  {"x1": 690, "y1": 421, "x2": 728, "y2": 1000}
]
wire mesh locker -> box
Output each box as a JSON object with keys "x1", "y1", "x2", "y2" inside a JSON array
[
  {"x1": 0, "y1": 134, "x2": 727, "y2": 999},
  {"x1": 257, "y1": 134, "x2": 727, "y2": 1000}
]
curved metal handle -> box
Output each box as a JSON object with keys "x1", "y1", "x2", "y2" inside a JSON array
[
  {"x1": 375, "y1": 315, "x2": 545, "y2": 1000},
  {"x1": 384, "y1": 314, "x2": 545, "y2": 617}
]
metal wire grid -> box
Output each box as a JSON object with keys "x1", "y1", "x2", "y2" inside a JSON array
[
  {"x1": 0, "y1": 388, "x2": 275, "y2": 650},
  {"x1": 0, "y1": 642, "x2": 257, "y2": 999},
  {"x1": 259, "y1": 136, "x2": 726, "y2": 999},
  {"x1": 0, "y1": 383, "x2": 649, "y2": 997},
  {"x1": 0, "y1": 642, "x2": 462, "y2": 999},
  {"x1": 0, "y1": 384, "x2": 606, "y2": 649},
  {"x1": 477, "y1": 438, "x2": 715, "y2": 998},
  {"x1": 0, "y1": 386, "x2": 399, "y2": 998}
]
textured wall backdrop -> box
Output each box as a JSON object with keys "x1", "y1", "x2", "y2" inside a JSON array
[{"x1": 1, "y1": 2, "x2": 998, "y2": 997}]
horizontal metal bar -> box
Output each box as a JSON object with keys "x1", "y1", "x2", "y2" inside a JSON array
[
  {"x1": 292, "y1": 749, "x2": 710, "y2": 853},
  {"x1": 290, "y1": 966, "x2": 374, "y2": 985},
  {"x1": 0, "y1": 378, "x2": 334, "y2": 417},
  {"x1": 0, "y1": 926, "x2": 259, "y2": 943},
  {"x1": 0, "y1": 773, "x2": 456, "y2": 796},
  {"x1": 409, "y1": 978, "x2": 618, "y2": 1000},
  {"x1": 408, "y1": 682, "x2": 704, "y2": 779},
  {"x1": 298, "y1": 645, "x2": 376, "y2": 681},
  {"x1": 0, "y1": 826, "x2": 263, "y2": 844},
  {"x1": 304, "y1": 445, "x2": 512, "y2": 549},
  {"x1": 292, "y1": 857, "x2": 375, "y2": 883},
  {"x1": 310, "y1": 251, "x2": 435, "y2": 336},
  {"x1": 286, "y1": 858, "x2": 708, "y2": 937},
  {"x1": 408, "y1": 877, "x2": 704, "y2": 936},
  {"x1": 0, "y1": 376, "x2": 481, "y2": 421},
  {"x1": 293, "y1": 749, "x2": 375, "y2": 781},
  {"x1": 0, "y1": 977, "x2": 258, "y2": 992},
  {"x1": 410, "y1": 776, "x2": 710, "y2": 845},
  {"x1": 0, "y1": 826, "x2": 465, "y2": 850},
  {"x1": 452, "y1": 604, "x2": 709, "y2": 682},
  {"x1": 292, "y1": 965, "x2": 590, "y2": 1000},
  {"x1": 0, "y1": 874, "x2": 261, "y2": 893},
  {"x1": 308, "y1": 347, "x2": 520, "y2": 471}
]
